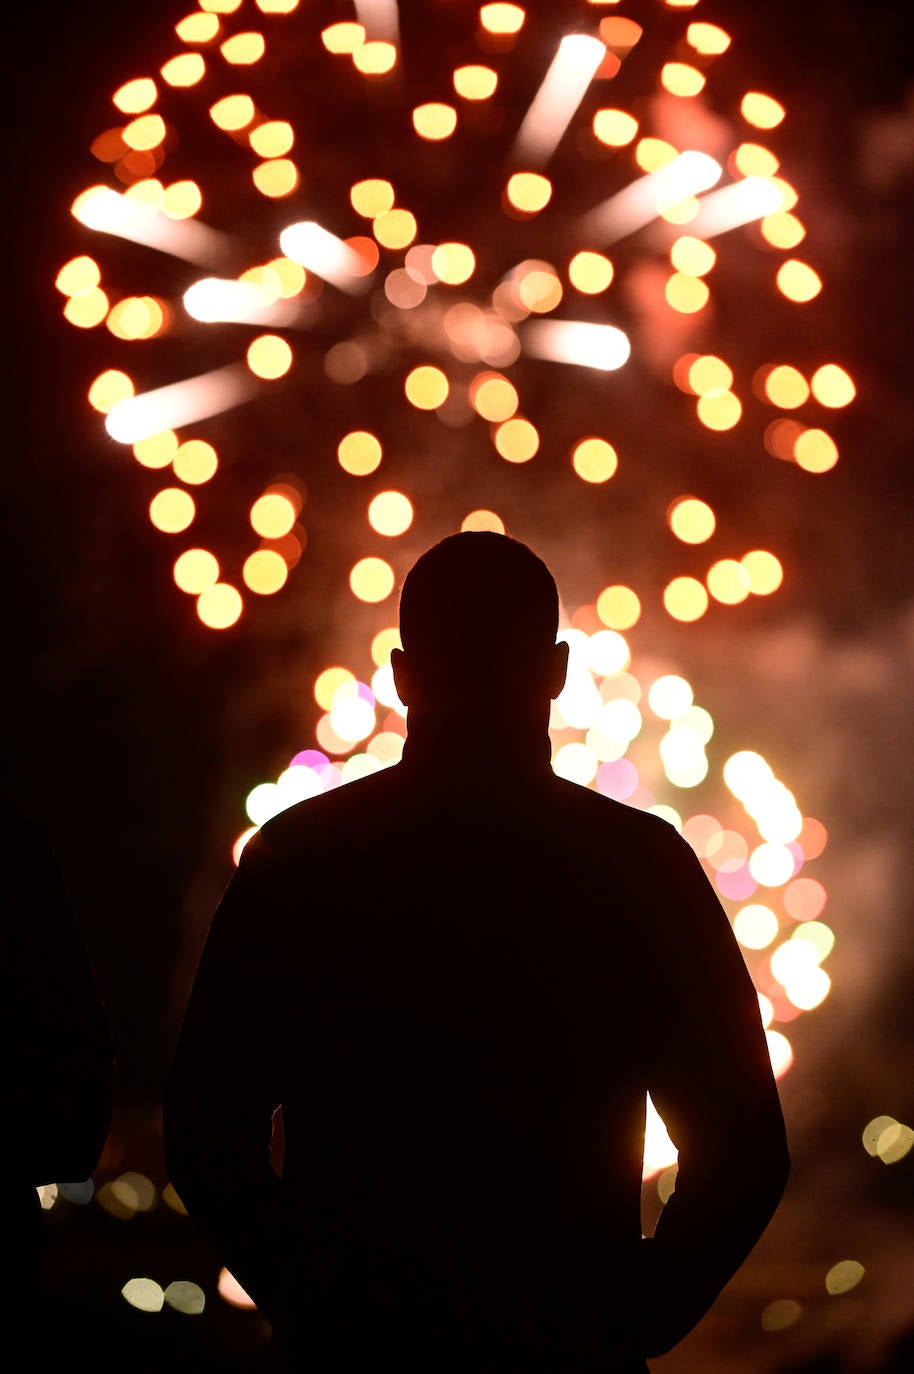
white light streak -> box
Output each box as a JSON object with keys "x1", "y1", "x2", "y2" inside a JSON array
[
  {"x1": 688, "y1": 177, "x2": 785, "y2": 238},
  {"x1": 353, "y1": 0, "x2": 399, "y2": 44},
  {"x1": 579, "y1": 151, "x2": 723, "y2": 244},
  {"x1": 513, "y1": 34, "x2": 606, "y2": 167},
  {"x1": 279, "y1": 221, "x2": 373, "y2": 293},
  {"x1": 105, "y1": 365, "x2": 255, "y2": 444},
  {"x1": 73, "y1": 188, "x2": 229, "y2": 267},
  {"x1": 183, "y1": 278, "x2": 300, "y2": 326},
  {"x1": 522, "y1": 319, "x2": 631, "y2": 371}
]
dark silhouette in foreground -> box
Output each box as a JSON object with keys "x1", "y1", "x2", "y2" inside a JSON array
[
  {"x1": 166, "y1": 533, "x2": 789, "y2": 1370},
  {"x1": 6, "y1": 799, "x2": 112, "y2": 1318}
]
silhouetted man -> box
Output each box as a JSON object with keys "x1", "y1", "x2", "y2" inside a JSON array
[{"x1": 165, "y1": 532, "x2": 789, "y2": 1370}]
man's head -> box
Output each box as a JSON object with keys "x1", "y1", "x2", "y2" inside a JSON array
[{"x1": 391, "y1": 532, "x2": 568, "y2": 718}]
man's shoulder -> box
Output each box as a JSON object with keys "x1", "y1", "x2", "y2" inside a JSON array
[
  {"x1": 550, "y1": 773, "x2": 685, "y2": 849},
  {"x1": 256, "y1": 764, "x2": 402, "y2": 853}
]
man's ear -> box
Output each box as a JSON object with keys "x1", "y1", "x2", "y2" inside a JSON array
[
  {"x1": 547, "y1": 638, "x2": 569, "y2": 700},
  {"x1": 390, "y1": 646, "x2": 412, "y2": 708}
]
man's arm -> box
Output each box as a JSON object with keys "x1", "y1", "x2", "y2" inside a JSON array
[
  {"x1": 163, "y1": 833, "x2": 299, "y2": 1327},
  {"x1": 640, "y1": 830, "x2": 791, "y2": 1357}
]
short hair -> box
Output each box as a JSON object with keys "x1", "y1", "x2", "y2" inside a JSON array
[{"x1": 398, "y1": 532, "x2": 559, "y2": 692}]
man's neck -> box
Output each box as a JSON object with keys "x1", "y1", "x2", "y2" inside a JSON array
[{"x1": 400, "y1": 705, "x2": 553, "y2": 778}]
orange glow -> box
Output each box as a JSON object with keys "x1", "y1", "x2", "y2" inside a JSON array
[
  {"x1": 353, "y1": 42, "x2": 397, "y2": 75},
  {"x1": 494, "y1": 418, "x2": 539, "y2": 462},
  {"x1": 665, "y1": 273, "x2": 709, "y2": 313},
  {"x1": 250, "y1": 120, "x2": 294, "y2": 157},
  {"x1": 761, "y1": 364, "x2": 809, "y2": 408},
  {"x1": 669, "y1": 237, "x2": 715, "y2": 277},
  {"x1": 518, "y1": 268, "x2": 562, "y2": 313},
  {"x1": 470, "y1": 373, "x2": 518, "y2": 421},
  {"x1": 197, "y1": 583, "x2": 243, "y2": 629},
  {"x1": 56, "y1": 255, "x2": 100, "y2": 296},
  {"x1": 480, "y1": 4, "x2": 525, "y2": 35},
  {"x1": 209, "y1": 95, "x2": 255, "y2": 130},
  {"x1": 733, "y1": 142, "x2": 779, "y2": 178},
  {"x1": 453, "y1": 65, "x2": 498, "y2": 99},
  {"x1": 777, "y1": 260, "x2": 822, "y2": 302},
  {"x1": 707, "y1": 558, "x2": 750, "y2": 604},
  {"x1": 174, "y1": 548, "x2": 219, "y2": 594},
  {"x1": 741, "y1": 92, "x2": 786, "y2": 129},
  {"x1": 221, "y1": 33, "x2": 266, "y2": 65},
  {"x1": 596, "y1": 584, "x2": 641, "y2": 630},
  {"x1": 88, "y1": 370, "x2": 134, "y2": 414},
  {"x1": 794, "y1": 429, "x2": 838, "y2": 473},
  {"x1": 161, "y1": 53, "x2": 206, "y2": 86},
  {"x1": 113, "y1": 78, "x2": 157, "y2": 114},
  {"x1": 338, "y1": 431, "x2": 382, "y2": 476},
  {"x1": 431, "y1": 242, "x2": 475, "y2": 284},
  {"x1": 150, "y1": 488, "x2": 195, "y2": 533},
  {"x1": 461, "y1": 509, "x2": 505, "y2": 534},
  {"x1": 373, "y1": 208, "x2": 418, "y2": 249},
  {"x1": 764, "y1": 417, "x2": 805, "y2": 461},
  {"x1": 506, "y1": 172, "x2": 552, "y2": 214},
  {"x1": 321, "y1": 22, "x2": 365, "y2": 54},
  {"x1": 133, "y1": 431, "x2": 178, "y2": 469},
  {"x1": 687, "y1": 22, "x2": 731, "y2": 55},
  {"x1": 175, "y1": 13, "x2": 220, "y2": 43},
  {"x1": 697, "y1": 390, "x2": 742, "y2": 430},
  {"x1": 250, "y1": 493, "x2": 296, "y2": 537},
  {"x1": 661, "y1": 63, "x2": 705, "y2": 97},
  {"x1": 91, "y1": 128, "x2": 129, "y2": 162},
  {"x1": 593, "y1": 109, "x2": 638, "y2": 146},
  {"x1": 742, "y1": 550, "x2": 783, "y2": 595},
  {"x1": 668, "y1": 497, "x2": 715, "y2": 544},
  {"x1": 243, "y1": 549, "x2": 289, "y2": 594},
  {"x1": 107, "y1": 296, "x2": 166, "y2": 340},
  {"x1": 811, "y1": 364, "x2": 855, "y2": 407},
  {"x1": 350, "y1": 557, "x2": 395, "y2": 603},
  {"x1": 568, "y1": 251, "x2": 613, "y2": 293},
  {"x1": 572, "y1": 438, "x2": 618, "y2": 484},
  {"x1": 761, "y1": 211, "x2": 805, "y2": 249},
  {"x1": 123, "y1": 114, "x2": 166, "y2": 151},
  {"x1": 635, "y1": 137, "x2": 678, "y2": 173},
  {"x1": 599, "y1": 17, "x2": 642, "y2": 52},
  {"x1": 405, "y1": 365, "x2": 449, "y2": 410},
  {"x1": 346, "y1": 236, "x2": 381, "y2": 275},
  {"x1": 413, "y1": 103, "x2": 457, "y2": 140},
  {"x1": 246, "y1": 335, "x2": 293, "y2": 379},
  {"x1": 663, "y1": 576, "x2": 709, "y2": 622},
  {"x1": 252, "y1": 159, "x2": 299, "y2": 197},
  {"x1": 688, "y1": 355, "x2": 733, "y2": 395},
  {"x1": 351, "y1": 179, "x2": 394, "y2": 217},
  {"x1": 368, "y1": 491, "x2": 414, "y2": 537},
  {"x1": 64, "y1": 288, "x2": 109, "y2": 328},
  {"x1": 173, "y1": 439, "x2": 218, "y2": 484}
]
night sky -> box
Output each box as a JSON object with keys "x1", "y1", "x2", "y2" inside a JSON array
[{"x1": 9, "y1": 2, "x2": 914, "y2": 1368}]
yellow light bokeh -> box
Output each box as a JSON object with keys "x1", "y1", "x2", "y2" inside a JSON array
[
  {"x1": 350, "y1": 557, "x2": 395, "y2": 603},
  {"x1": 494, "y1": 417, "x2": 539, "y2": 463},
  {"x1": 133, "y1": 430, "x2": 178, "y2": 469},
  {"x1": 351, "y1": 179, "x2": 395, "y2": 217},
  {"x1": 56, "y1": 255, "x2": 101, "y2": 296},
  {"x1": 88, "y1": 369, "x2": 134, "y2": 414},
  {"x1": 321, "y1": 22, "x2": 365, "y2": 55},
  {"x1": 431, "y1": 242, "x2": 475, "y2": 285},
  {"x1": 687, "y1": 22, "x2": 731, "y2": 55},
  {"x1": 777, "y1": 260, "x2": 822, "y2": 302},
  {"x1": 661, "y1": 62, "x2": 705, "y2": 97},
  {"x1": 370, "y1": 628, "x2": 401, "y2": 667},
  {"x1": 404, "y1": 365, "x2": 449, "y2": 410},
  {"x1": 794, "y1": 428, "x2": 838, "y2": 473},
  {"x1": 197, "y1": 582, "x2": 243, "y2": 629},
  {"x1": 243, "y1": 549, "x2": 289, "y2": 594},
  {"x1": 761, "y1": 211, "x2": 805, "y2": 249},
  {"x1": 264, "y1": 257, "x2": 306, "y2": 297},
  {"x1": 373, "y1": 208, "x2": 418, "y2": 249},
  {"x1": 596, "y1": 585, "x2": 641, "y2": 630},
  {"x1": 412, "y1": 103, "x2": 457, "y2": 140},
  {"x1": 353, "y1": 41, "x2": 397, "y2": 75},
  {"x1": 762, "y1": 364, "x2": 809, "y2": 408},
  {"x1": 741, "y1": 91, "x2": 786, "y2": 129},
  {"x1": 338, "y1": 431, "x2": 383, "y2": 476},
  {"x1": 518, "y1": 268, "x2": 562, "y2": 313},
  {"x1": 688, "y1": 355, "x2": 734, "y2": 396},
  {"x1": 733, "y1": 142, "x2": 779, "y2": 178},
  {"x1": 123, "y1": 114, "x2": 167, "y2": 151},
  {"x1": 246, "y1": 335, "x2": 293, "y2": 379},
  {"x1": 250, "y1": 120, "x2": 294, "y2": 157},
  {"x1": 210, "y1": 94, "x2": 256, "y2": 130},
  {"x1": 161, "y1": 53, "x2": 206, "y2": 87},
  {"x1": 315, "y1": 667, "x2": 355, "y2": 710},
  {"x1": 669, "y1": 237, "x2": 715, "y2": 278},
  {"x1": 568, "y1": 251, "x2": 614, "y2": 294},
  {"x1": 663, "y1": 576, "x2": 709, "y2": 622},
  {"x1": 368, "y1": 490, "x2": 414, "y2": 537},
  {"x1": 162, "y1": 180, "x2": 203, "y2": 218},
  {"x1": 173, "y1": 439, "x2": 218, "y2": 484},
  {"x1": 252, "y1": 159, "x2": 299, "y2": 197},
  {"x1": 811, "y1": 364, "x2": 856, "y2": 408},
  {"x1": 697, "y1": 390, "x2": 742, "y2": 430},
  {"x1": 150, "y1": 488, "x2": 195, "y2": 533},
  {"x1": 668, "y1": 497, "x2": 715, "y2": 544},
  {"x1": 593, "y1": 108, "x2": 638, "y2": 147},
  {"x1": 506, "y1": 172, "x2": 552, "y2": 214},
  {"x1": 250, "y1": 493, "x2": 296, "y2": 538},
  {"x1": 665, "y1": 273, "x2": 709, "y2": 313},
  {"x1": 174, "y1": 548, "x2": 220, "y2": 594},
  {"x1": 453, "y1": 65, "x2": 498, "y2": 99},
  {"x1": 221, "y1": 32, "x2": 266, "y2": 65},
  {"x1": 113, "y1": 78, "x2": 157, "y2": 114},
  {"x1": 470, "y1": 374, "x2": 518, "y2": 422},
  {"x1": 742, "y1": 549, "x2": 783, "y2": 595},
  {"x1": 572, "y1": 438, "x2": 618, "y2": 484},
  {"x1": 480, "y1": 3, "x2": 525, "y2": 35},
  {"x1": 707, "y1": 558, "x2": 751, "y2": 604},
  {"x1": 635, "y1": 137, "x2": 678, "y2": 173},
  {"x1": 461, "y1": 509, "x2": 506, "y2": 534},
  {"x1": 175, "y1": 13, "x2": 220, "y2": 43},
  {"x1": 64, "y1": 288, "x2": 109, "y2": 328},
  {"x1": 107, "y1": 296, "x2": 166, "y2": 340}
]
